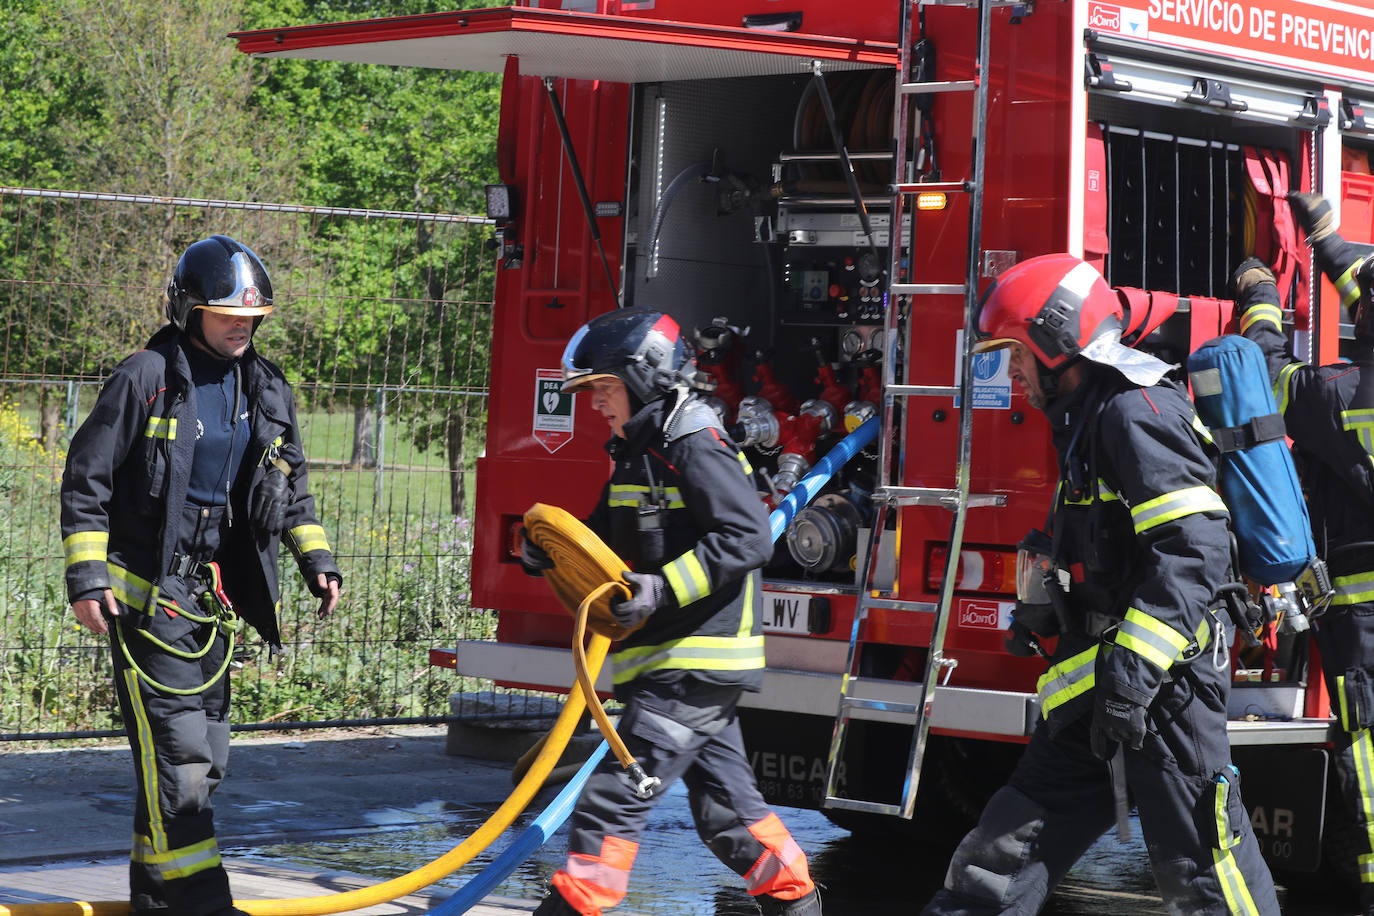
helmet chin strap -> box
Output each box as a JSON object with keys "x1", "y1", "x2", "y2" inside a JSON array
[{"x1": 1037, "y1": 355, "x2": 1083, "y2": 402}]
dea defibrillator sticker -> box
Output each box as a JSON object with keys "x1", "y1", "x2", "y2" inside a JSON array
[{"x1": 533, "y1": 369, "x2": 574, "y2": 453}]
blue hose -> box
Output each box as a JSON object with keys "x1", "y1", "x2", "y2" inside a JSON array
[
  {"x1": 769, "y1": 416, "x2": 879, "y2": 543},
  {"x1": 427, "y1": 740, "x2": 611, "y2": 914},
  {"x1": 428, "y1": 416, "x2": 878, "y2": 913}
]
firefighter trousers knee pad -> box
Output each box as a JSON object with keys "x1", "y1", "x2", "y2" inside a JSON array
[
  {"x1": 756, "y1": 888, "x2": 823, "y2": 916},
  {"x1": 940, "y1": 785, "x2": 1047, "y2": 908}
]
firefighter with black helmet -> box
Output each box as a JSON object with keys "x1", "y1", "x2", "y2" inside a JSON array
[
  {"x1": 1237, "y1": 192, "x2": 1374, "y2": 914},
  {"x1": 60, "y1": 235, "x2": 342, "y2": 916},
  {"x1": 922, "y1": 255, "x2": 1278, "y2": 915},
  {"x1": 523, "y1": 307, "x2": 824, "y2": 916}
]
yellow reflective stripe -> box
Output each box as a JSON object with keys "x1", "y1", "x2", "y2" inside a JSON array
[
  {"x1": 1130, "y1": 485, "x2": 1227, "y2": 534},
  {"x1": 1344, "y1": 408, "x2": 1374, "y2": 457},
  {"x1": 611, "y1": 634, "x2": 767, "y2": 684},
  {"x1": 1213, "y1": 769, "x2": 1240, "y2": 851},
  {"x1": 1211, "y1": 847, "x2": 1262, "y2": 916},
  {"x1": 124, "y1": 669, "x2": 166, "y2": 852},
  {"x1": 131, "y1": 835, "x2": 222, "y2": 880},
  {"x1": 1036, "y1": 645, "x2": 1098, "y2": 717},
  {"x1": 64, "y1": 530, "x2": 109, "y2": 566},
  {"x1": 1358, "y1": 852, "x2": 1374, "y2": 884},
  {"x1": 1239, "y1": 303, "x2": 1283, "y2": 334},
  {"x1": 1334, "y1": 570, "x2": 1374, "y2": 606},
  {"x1": 663, "y1": 550, "x2": 710, "y2": 606},
  {"x1": 1115, "y1": 607, "x2": 1193, "y2": 672},
  {"x1": 1353, "y1": 729, "x2": 1374, "y2": 880},
  {"x1": 736, "y1": 450, "x2": 754, "y2": 476},
  {"x1": 739, "y1": 571, "x2": 755, "y2": 637},
  {"x1": 607, "y1": 484, "x2": 685, "y2": 509},
  {"x1": 289, "y1": 524, "x2": 329, "y2": 554},
  {"x1": 109, "y1": 562, "x2": 155, "y2": 612},
  {"x1": 1060, "y1": 478, "x2": 1120, "y2": 506},
  {"x1": 1274, "y1": 362, "x2": 1302, "y2": 417},
  {"x1": 1336, "y1": 258, "x2": 1366, "y2": 309},
  {"x1": 144, "y1": 416, "x2": 177, "y2": 440},
  {"x1": 1191, "y1": 415, "x2": 1215, "y2": 446}
]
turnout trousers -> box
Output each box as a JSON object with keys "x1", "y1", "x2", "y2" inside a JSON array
[
  {"x1": 923, "y1": 657, "x2": 1278, "y2": 916},
  {"x1": 1312, "y1": 595, "x2": 1374, "y2": 913},
  {"x1": 110, "y1": 503, "x2": 236, "y2": 915},
  {"x1": 547, "y1": 679, "x2": 815, "y2": 916}
]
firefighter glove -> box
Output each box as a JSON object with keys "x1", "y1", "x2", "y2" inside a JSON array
[
  {"x1": 250, "y1": 467, "x2": 289, "y2": 534},
  {"x1": 1230, "y1": 257, "x2": 1276, "y2": 302},
  {"x1": 611, "y1": 571, "x2": 671, "y2": 628},
  {"x1": 518, "y1": 526, "x2": 555, "y2": 576},
  {"x1": 1090, "y1": 691, "x2": 1148, "y2": 760},
  {"x1": 1288, "y1": 191, "x2": 1335, "y2": 244}
]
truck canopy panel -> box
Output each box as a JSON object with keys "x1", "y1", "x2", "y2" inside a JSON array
[{"x1": 231, "y1": 7, "x2": 896, "y2": 83}]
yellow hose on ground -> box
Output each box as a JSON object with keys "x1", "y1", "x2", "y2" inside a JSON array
[
  {"x1": 0, "y1": 636, "x2": 609, "y2": 916},
  {"x1": 2, "y1": 503, "x2": 637, "y2": 916}
]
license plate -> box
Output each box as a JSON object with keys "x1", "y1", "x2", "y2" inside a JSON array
[
  {"x1": 1232, "y1": 745, "x2": 1327, "y2": 872},
  {"x1": 761, "y1": 591, "x2": 809, "y2": 635}
]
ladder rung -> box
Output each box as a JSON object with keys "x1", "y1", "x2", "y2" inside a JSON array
[
  {"x1": 895, "y1": 180, "x2": 970, "y2": 195},
  {"x1": 890, "y1": 283, "x2": 966, "y2": 296},
  {"x1": 858, "y1": 597, "x2": 936, "y2": 613},
  {"x1": 900, "y1": 79, "x2": 976, "y2": 95},
  {"x1": 875, "y1": 486, "x2": 1008, "y2": 508},
  {"x1": 887, "y1": 384, "x2": 957, "y2": 397},
  {"x1": 823, "y1": 796, "x2": 906, "y2": 817}
]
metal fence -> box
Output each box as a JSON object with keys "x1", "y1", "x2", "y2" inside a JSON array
[{"x1": 0, "y1": 186, "x2": 537, "y2": 741}]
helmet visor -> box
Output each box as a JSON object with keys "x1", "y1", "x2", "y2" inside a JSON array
[{"x1": 200, "y1": 251, "x2": 274, "y2": 317}]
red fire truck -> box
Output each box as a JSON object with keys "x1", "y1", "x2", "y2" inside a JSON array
[{"x1": 236, "y1": 0, "x2": 1374, "y2": 881}]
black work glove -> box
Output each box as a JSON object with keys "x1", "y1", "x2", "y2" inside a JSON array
[
  {"x1": 1230, "y1": 256, "x2": 1276, "y2": 301},
  {"x1": 1090, "y1": 691, "x2": 1148, "y2": 761},
  {"x1": 1288, "y1": 191, "x2": 1335, "y2": 244},
  {"x1": 518, "y1": 526, "x2": 554, "y2": 577},
  {"x1": 611, "y1": 571, "x2": 672, "y2": 629},
  {"x1": 250, "y1": 467, "x2": 289, "y2": 535}
]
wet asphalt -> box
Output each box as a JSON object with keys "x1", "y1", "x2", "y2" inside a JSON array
[{"x1": 0, "y1": 725, "x2": 1361, "y2": 914}]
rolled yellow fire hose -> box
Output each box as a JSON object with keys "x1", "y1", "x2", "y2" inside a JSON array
[{"x1": 4, "y1": 504, "x2": 645, "y2": 916}]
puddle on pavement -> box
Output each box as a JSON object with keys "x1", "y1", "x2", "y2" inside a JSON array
[{"x1": 228, "y1": 782, "x2": 1355, "y2": 915}]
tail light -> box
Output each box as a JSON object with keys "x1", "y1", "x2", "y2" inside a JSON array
[{"x1": 926, "y1": 545, "x2": 1017, "y2": 594}]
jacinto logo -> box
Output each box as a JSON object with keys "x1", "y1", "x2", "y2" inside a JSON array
[
  {"x1": 1087, "y1": 1, "x2": 1122, "y2": 31},
  {"x1": 958, "y1": 601, "x2": 1001, "y2": 630}
]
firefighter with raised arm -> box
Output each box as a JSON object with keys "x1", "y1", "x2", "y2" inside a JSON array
[
  {"x1": 520, "y1": 307, "x2": 823, "y2": 916},
  {"x1": 922, "y1": 255, "x2": 1279, "y2": 915},
  {"x1": 1236, "y1": 192, "x2": 1374, "y2": 914},
  {"x1": 60, "y1": 236, "x2": 341, "y2": 916}
]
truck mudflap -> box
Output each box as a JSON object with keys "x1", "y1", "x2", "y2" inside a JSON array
[{"x1": 1231, "y1": 745, "x2": 1328, "y2": 873}]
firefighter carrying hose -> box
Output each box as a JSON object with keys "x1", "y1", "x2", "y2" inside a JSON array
[
  {"x1": 922, "y1": 255, "x2": 1279, "y2": 916},
  {"x1": 60, "y1": 236, "x2": 342, "y2": 916},
  {"x1": 520, "y1": 307, "x2": 823, "y2": 916},
  {"x1": 1237, "y1": 192, "x2": 1374, "y2": 915}
]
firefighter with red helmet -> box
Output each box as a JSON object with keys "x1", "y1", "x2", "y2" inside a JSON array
[
  {"x1": 922, "y1": 255, "x2": 1278, "y2": 915},
  {"x1": 522, "y1": 307, "x2": 823, "y2": 916},
  {"x1": 1236, "y1": 193, "x2": 1374, "y2": 914},
  {"x1": 60, "y1": 235, "x2": 341, "y2": 916}
]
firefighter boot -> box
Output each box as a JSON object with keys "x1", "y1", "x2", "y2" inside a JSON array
[
  {"x1": 533, "y1": 890, "x2": 585, "y2": 916},
  {"x1": 756, "y1": 889, "x2": 823, "y2": 916}
]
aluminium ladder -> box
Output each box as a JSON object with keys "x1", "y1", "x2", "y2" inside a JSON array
[{"x1": 822, "y1": 0, "x2": 1016, "y2": 819}]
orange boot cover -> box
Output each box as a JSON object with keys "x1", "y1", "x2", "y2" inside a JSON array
[
  {"x1": 742, "y1": 813, "x2": 815, "y2": 900},
  {"x1": 551, "y1": 835, "x2": 639, "y2": 916}
]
